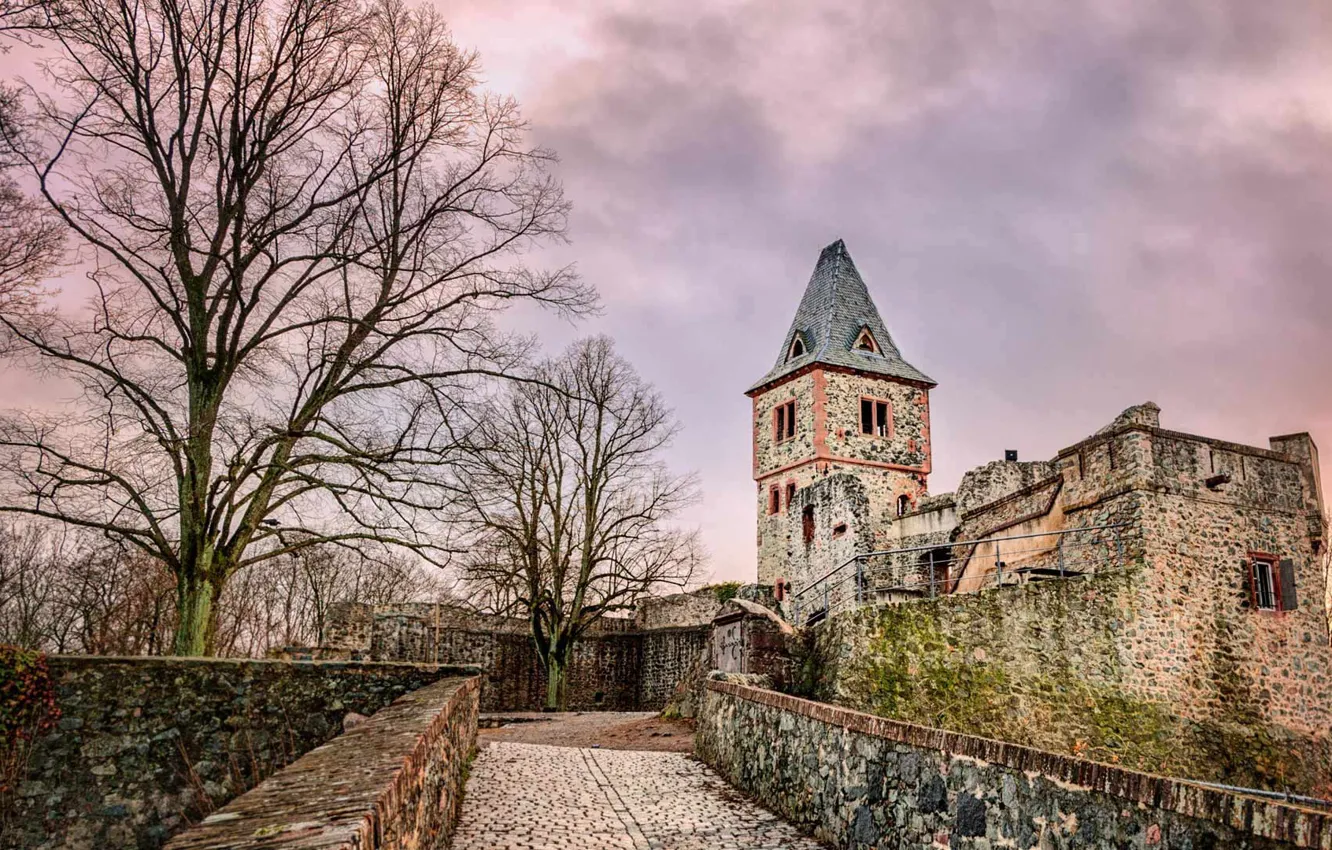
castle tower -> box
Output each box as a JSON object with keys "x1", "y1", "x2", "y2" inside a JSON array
[{"x1": 746, "y1": 240, "x2": 936, "y2": 587}]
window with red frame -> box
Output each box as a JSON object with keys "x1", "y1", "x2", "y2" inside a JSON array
[
  {"x1": 859, "y1": 397, "x2": 890, "y2": 437},
  {"x1": 1247, "y1": 553, "x2": 1298, "y2": 611},
  {"x1": 767, "y1": 485, "x2": 781, "y2": 515},
  {"x1": 774, "y1": 400, "x2": 796, "y2": 443},
  {"x1": 785, "y1": 482, "x2": 796, "y2": 511}
]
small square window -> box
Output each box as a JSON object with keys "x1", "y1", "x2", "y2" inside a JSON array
[{"x1": 860, "y1": 397, "x2": 891, "y2": 438}]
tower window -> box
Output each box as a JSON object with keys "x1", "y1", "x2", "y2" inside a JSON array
[
  {"x1": 832, "y1": 522, "x2": 847, "y2": 538},
  {"x1": 897, "y1": 494, "x2": 911, "y2": 517},
  {"x1": 768, "y1": 485, "x2": 781, "y2": 515},
  {"x1": 801, "y1": 504, "x2": 815, "y2": 544},
  {"x1": 854, "y1": 328, "x2": 878, "y2": 353},
  {"x1": 1247, "y1": 553, "x2": 1297, "y2": 611},
  {"x1": 859, "y1": 397, "x2": 891, "y2": 438},
  {"x1": 787, "y1": 334, "x2": 806, "y2": 360},
  {"x1": 785, "y1": 482, "x2": 796, "y2": 511},
  {"x1": 774, "y1": 399, "x2": 797, "y2": 443}
]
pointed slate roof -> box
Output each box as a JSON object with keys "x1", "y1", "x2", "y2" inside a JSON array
[{"x1": 748, "y1": 239, "x2": 935, "y2": 393}]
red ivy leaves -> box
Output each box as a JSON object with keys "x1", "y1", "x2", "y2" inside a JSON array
[{"x1": 0, "y1": 646, "x2": 61, "y2": 795}]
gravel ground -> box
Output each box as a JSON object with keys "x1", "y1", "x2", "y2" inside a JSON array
[{"x1": 477, "y1": 711, "x2": 695, "y2": 752}]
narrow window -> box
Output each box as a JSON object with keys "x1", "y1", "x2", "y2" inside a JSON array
[
  {"x1": 1278, "y1": 559, "x2": 1299, "y2": 611},
  {"x1": 788, "y1": 335, "x2": 806, "y2": 360},
  {"x1": 1250, "y1": 557, "x2": 1277, "y2": 610},
  {"x1": 832, "y1": 522, "x2": 847, "y2": 538},
  {"x1": 773, "y1": 400, "x2": 796, "y2": 443},
  {"x1": 860, "y1": 397, "x2": 891, "y2": 438},
  {"x1": 801, "y1": 504, "x2": 814, "y2": 544},
  {"x1": 897, "y1": 494, "x2": 911, "y2": 517},
  {"x1": 768, "y1": 485, "x2": 780, "y2": 515},
  {"x1": 785, "y1": 482, "x2": 796, "y2": 511}
]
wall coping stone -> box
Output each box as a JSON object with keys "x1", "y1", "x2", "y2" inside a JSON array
[
  {"x1": 165, "y1": 674, "x2": 481, "y2": 850},
  {"x1": 706, "y1": 680, "x2": 1332, "y2": 848},
  {"x1": 48, "y1": 654, "x2": 484, "y2": 676}
]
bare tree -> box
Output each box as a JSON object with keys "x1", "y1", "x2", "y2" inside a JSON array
[
  {"x1": 460, "y1": 336, "x2": 701, "y2": 709},
  {"x1": 0, "y1": 0, "x2": 592, "y2": 654}
]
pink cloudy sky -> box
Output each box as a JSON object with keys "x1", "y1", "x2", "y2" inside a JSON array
[{"x1": 6, "y1": 0, "x2": 1332, "y2": 583}]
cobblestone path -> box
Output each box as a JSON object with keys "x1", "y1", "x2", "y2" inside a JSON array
[{"x1": 451, "y1": 741, "x2": 827, "y2": 850}]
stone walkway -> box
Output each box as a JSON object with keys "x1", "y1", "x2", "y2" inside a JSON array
[{"x1": 451, "y1": 742, "x2": 827, "y2": 850}]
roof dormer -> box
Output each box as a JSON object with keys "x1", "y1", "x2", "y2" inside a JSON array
[
  {"x1": 787, "y1": 332, "x2": 808, "y2": 361},
  {"x1": 853, "y1": 326, "x2": 878, "y2": 354}
]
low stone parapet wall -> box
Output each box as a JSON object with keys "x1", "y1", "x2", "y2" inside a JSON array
[
  {"x1": 697, "y1": 680, "x2": 1332, "y2": 849},
  {"x1": 8, "y1": 656, "x2": 478, "y2": 850},
  {"x1": 164, "y1": 675, "x2": 480, "y2": 850}
]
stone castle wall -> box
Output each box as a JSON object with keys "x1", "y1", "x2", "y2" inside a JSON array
[
  {"x1": 698, "y1": 679, "x2": 1332, "y2": 850},
  {"x1": 329, "y1": 603, "x2": 712, "y2": 712},
  {"x1": 6, "y1": 657, "x2": 473, "y2": 850}
]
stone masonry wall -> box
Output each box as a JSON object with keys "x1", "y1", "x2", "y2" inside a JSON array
[
  {"x1": 4, "y1": 656, "x2": 474, "y2": 850},
  {"x1": 697, "y1": 680, "x2": 1332, "y2": 849},
  {"x1": 363, "y1": 610, "x2": 709, "y2": 712},
  {"x1": 753, "y1": 368, "x2": 931, "y2": 586},
  {"x1": 165, "y1": 675, "x2": 480, "y2": 850},
  {"x1": 803, "y1": 565, "x2": 1332, "y2": 794}
]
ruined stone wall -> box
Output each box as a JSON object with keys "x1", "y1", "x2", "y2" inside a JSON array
[
  {"x1": 164, "y1": 676, "x2": 480, "y2": 850},
  {"x1": 634, "y1": 588, "x2": 723, "y2": 629},
  {"x1": 6, "y1": 657, "x2": 472, "y2": 850},
  {"x1": 362, "y1": 610, "x2": 709, "y2": 711},
  {"x1": 698, "y1": 680, "x2": 1332, "y2": 850}
]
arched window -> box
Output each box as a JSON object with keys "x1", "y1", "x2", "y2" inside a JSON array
[
  {"x1": 854, "y1": 328, "x2": 878, "y2": 353},
  {"x1": 787, "y1": 334, "x2": 806, "y2": 360},
  {"x1": 897, "y1": 494, "x2": 911, "y2": 517}
]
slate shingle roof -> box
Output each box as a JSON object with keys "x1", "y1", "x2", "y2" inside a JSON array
[{"x1": 748, "y1": 239, "x2": 935, "y2": 393}]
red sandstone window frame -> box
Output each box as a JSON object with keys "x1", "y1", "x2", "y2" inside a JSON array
[
  {"x1": 767, "y1": 484, "x2": 781, "y2": 515},
  {"x1": 773, "y1": 399, "x2": 797, "y2": 443},
  {"x1": 1248, "y1": 551, "x2": 1281, "y2": 612},
  {"x1": 859, "y1": 395, "x2": 892, "y2": 438},
  {"x1": 784, "y1": 480, "x2": 797, "y2": 512}
]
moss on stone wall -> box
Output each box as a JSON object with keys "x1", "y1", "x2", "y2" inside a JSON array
[{"x1": 801, "y1": 571, "x2": 1332, "y2": 795}]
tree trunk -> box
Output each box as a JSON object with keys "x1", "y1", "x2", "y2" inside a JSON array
[
  {"x1": 172, "y1": 573, "x2": 214, "y2": 656},
  {"x1": 544, "y1": 653, "x2": 567, "y2": 711}
]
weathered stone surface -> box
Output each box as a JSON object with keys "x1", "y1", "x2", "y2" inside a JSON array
[
  {"x1": 5, "y1": 656, "x2": 474, "y2": 850},
  {"x1": 697, "y1": 680, "x2": 1332, "y2": 849},
  {"x1": 319, "y1": 600, "x2": 711, "y2": 712},
  {"x1": 165, "y1": 675, "x2": 480, "y2": 850}
]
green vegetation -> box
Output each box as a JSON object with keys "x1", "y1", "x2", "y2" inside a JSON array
[
  {"x1": 816, "y1": 578, "x2": 1326, "y2": 793},
  {"x1": 704, "y1": 582, "x2": 744, "y2": 605}
]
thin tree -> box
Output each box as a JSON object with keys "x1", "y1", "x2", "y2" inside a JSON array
[
  {"x1": 0, "y1": 0, "x2": 592, "y2": 654},
  {"x1": 460, "y1": 336, "x2": 701, "y2": 709}
]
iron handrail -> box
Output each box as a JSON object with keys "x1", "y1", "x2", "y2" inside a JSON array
[{"x1": 789, "y1": 522, "x2": 1132, "y2": 602}]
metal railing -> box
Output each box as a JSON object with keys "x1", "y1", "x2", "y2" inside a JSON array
[{"x1": 789, "y1": 523, "x2": 1135, "y2": 626}]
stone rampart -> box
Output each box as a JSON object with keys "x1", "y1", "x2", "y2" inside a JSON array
[
  {"x1": 802, "y1": 567, "x2": 1332, "y2": 794},
  {"x1": 697, "y1": 680, "x2": 1332, "y2": 849},
  {"x1": 164, "y1": 675, "x2": 480, "y2": 850},
  {"x1": 5, "y1": 656, "x2": 476, "y2": 850}
]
